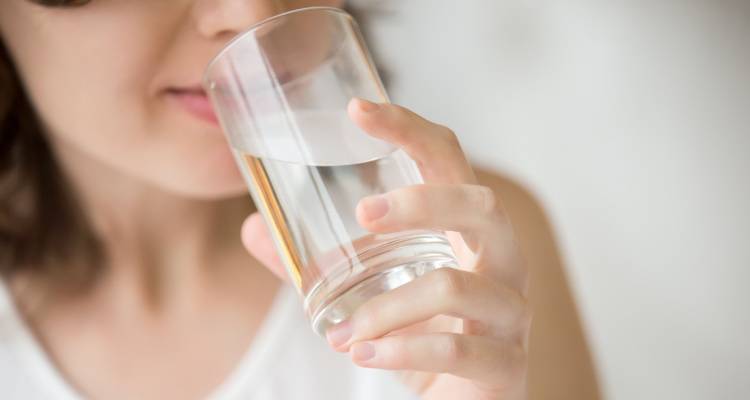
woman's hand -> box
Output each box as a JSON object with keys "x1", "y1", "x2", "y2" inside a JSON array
[{"x1": 242, "y1": 98, "x2": 530, "y2": 400}]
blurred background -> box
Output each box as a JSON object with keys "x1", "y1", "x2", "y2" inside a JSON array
[{"x1": 356, "y1": 0, "x2": 750, "y2": 398}]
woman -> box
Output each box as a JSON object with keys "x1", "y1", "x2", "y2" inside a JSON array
[{"x1": 0, "y1": 1, "x2": 531, "y2": 399}]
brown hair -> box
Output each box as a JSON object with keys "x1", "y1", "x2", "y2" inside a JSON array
[
  {"x1": 0, "y1": 24, "x2": 102, "y2": 292},
  {"x1": 0, "y1": 2, "x2": 382, "y2": 292}
]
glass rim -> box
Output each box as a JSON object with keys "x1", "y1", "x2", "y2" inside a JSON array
[{"x1": 201, "y1": 6, "x2": 354, "y2": 89}]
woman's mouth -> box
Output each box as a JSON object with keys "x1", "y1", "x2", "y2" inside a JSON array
[{"x1": 165, "y1": 86, "x2": 219, "y2": 125}]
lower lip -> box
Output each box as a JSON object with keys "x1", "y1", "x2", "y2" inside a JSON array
[{"x1": 167, "y1": 90, "x2": 219, "y2": 125}]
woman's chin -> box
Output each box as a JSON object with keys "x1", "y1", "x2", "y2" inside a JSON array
[{"x1": 165, "y1": 147, "x2": 249, "y2": 199}]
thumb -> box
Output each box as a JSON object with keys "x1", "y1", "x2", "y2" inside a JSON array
[{"x1": 241, "y1": 212, "x2": 288, "y2": 282}]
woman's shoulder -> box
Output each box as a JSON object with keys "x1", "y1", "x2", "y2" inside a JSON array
[{"x1": 473, "y1": 166, "x2": 602, "y2": 398}]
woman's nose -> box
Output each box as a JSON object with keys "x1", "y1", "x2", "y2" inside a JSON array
[{"x1": 192, "y1": 0, "x2": 283, "y2": 39}]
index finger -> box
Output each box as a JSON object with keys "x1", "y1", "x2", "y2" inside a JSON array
[{"x1": 348, "y1": 98, "x2": 477, "y2": 185}]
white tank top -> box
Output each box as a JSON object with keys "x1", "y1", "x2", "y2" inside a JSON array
[{"x1": 0, "y1": 282, "x2": 418, "y2": 400}]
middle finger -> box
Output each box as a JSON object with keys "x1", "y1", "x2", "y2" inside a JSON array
[
  {"x1": 357, "y1": 182, "x2": 505, "y2": 251},
  {"x1": 356, "y1": 183, "x2": 523, "y2": 287}
]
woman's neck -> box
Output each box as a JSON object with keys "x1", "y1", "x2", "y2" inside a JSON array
[{"x1": 40, "y1": 134, "x2": 260, "y2": 311}]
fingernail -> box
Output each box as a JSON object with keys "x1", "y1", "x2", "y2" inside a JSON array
[
  {"x1": 356, "y1": 98, "x2": 380, "y2": 112},
  {"x1": 360, "y1": 195, "x2": 389, "y2": 221},
  {"x1": 351, "y1": 342, "x2": 376, "y2": 362},
  {"x1": 326, "y1": 320, "x2": 352, "y2": 348}
]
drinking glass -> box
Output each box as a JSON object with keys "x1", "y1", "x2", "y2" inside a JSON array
[{"x1": 203, "y1": 7, "x2": 458, "y2": 336}]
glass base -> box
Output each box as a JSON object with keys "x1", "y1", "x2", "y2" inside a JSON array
[{"x1": 307, "y1": 235, "x2": 457, "y2": 337}]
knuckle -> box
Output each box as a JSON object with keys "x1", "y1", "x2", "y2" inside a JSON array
[
  {"x1": 385, "y1": 339, "x2": 410, "y2": 366},
  {"x1": 353, "y1": 302, "x2": 380, "y2": 334},
  {"x1": 441, "y1": 127, "x2": 466, "y2": 157},
  {"x1": 503, "y1": 343, "x2": 528, "y2": 380},
  {"x1": 440, "y1": 334, "x2": 468, "y2": 363},
  {"x1": 397, "y1": 185, "x2": 432, "y2": 218},
  {"x1": 432, "y1": 267, "x2": 469, "y2": 298},
  {"x1": 404, "y1": 184, "x2": 431, "y2": 203},
  {"x1": 437, "y1": 124, "x2": 460, "y2": 147},
  {"x1": 470, "y1": 185, "x2": 497, "y2": 215},
  {"x1": 503, "y1": 288, "x2": 533, "y2": 335},
  {"x1": 354, "y1": 293, "x2": 403, "y2": 336}
]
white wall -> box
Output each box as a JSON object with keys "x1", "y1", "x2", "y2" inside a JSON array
[{"x1": 361, "y1": 1, "x2": 750, "y2": 398}]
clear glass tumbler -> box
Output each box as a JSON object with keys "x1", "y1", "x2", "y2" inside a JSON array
[{"x1": 203, "y1": 7, "x2": 458, "y2": 336}]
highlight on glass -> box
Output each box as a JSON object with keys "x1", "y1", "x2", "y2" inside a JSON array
[{"x1": 203, "y1": 7, "x2": 458, "y2": 336}]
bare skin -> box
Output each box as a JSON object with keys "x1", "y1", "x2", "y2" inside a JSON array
[
  {"x1": 1, "y1": 1, "x2": 600, "y2": 399},
  {"x1": 0, "y1": 1, "x2": 330, "y2": 398}
]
